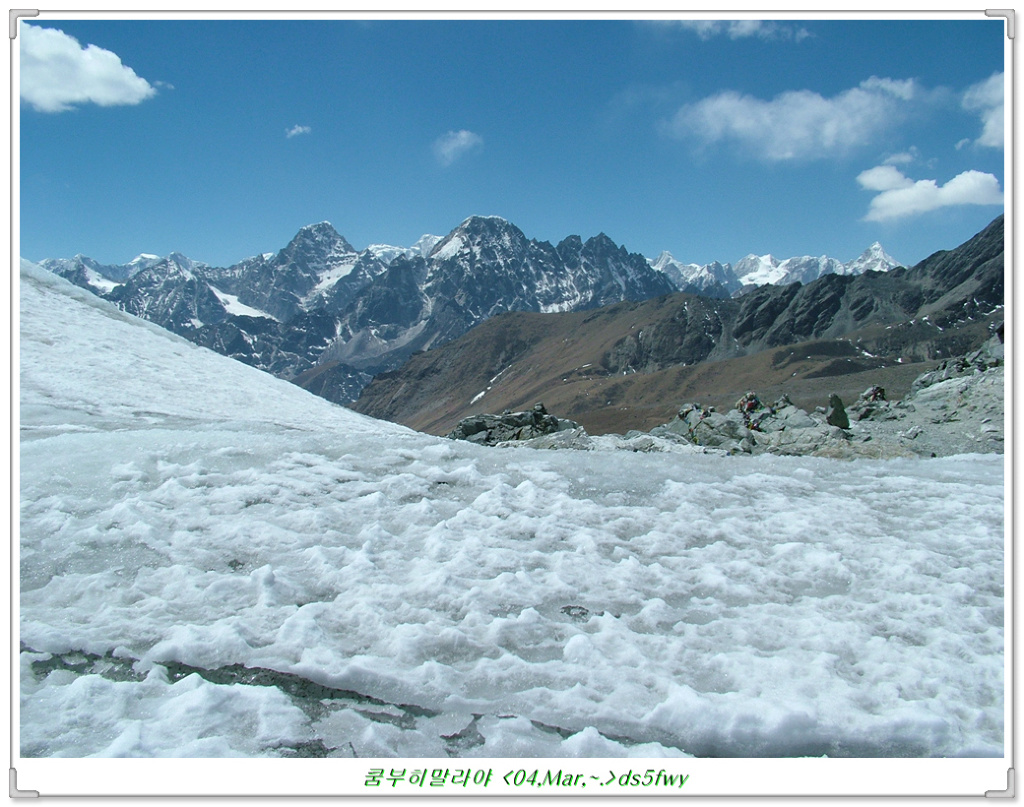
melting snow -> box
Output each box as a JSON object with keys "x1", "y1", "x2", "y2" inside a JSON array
[{"x1": 18, "y1": 262, "x2": 1006, "y2": 760}]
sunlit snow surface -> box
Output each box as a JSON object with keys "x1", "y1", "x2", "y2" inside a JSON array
[{"x1": 19, "y1": 262, "x2": 1004, "y2": 758}]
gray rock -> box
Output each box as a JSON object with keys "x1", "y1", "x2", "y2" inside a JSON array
[
  {"x1": 757, "y1": 423, "x2": 851, "y2": 457},
  {"x1": 499, "y1": 427, "x2": 594, "y2": 451},
  {"x1": 768, "y1": 405, "x2": 818, "y2": 431}
]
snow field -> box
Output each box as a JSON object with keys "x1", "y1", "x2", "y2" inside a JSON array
[{"x1": 19, "y1": 262, "x2": 1005, "y2": 758}]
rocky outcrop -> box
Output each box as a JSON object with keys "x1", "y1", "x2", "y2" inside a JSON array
[
  {"x1": 447, "y1": 403, "x2": 581, "y2": 445},
  {"x1": 648, "y1": 393, "x2": 851, "y2": 456},
  {"x1": 910, "y1": 325, "x2": 1003, "y2": 393}
]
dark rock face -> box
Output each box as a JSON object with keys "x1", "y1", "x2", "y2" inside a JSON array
[
  {"x1": 106, "y1": 254, "x2": 225, "y2": 335},
  {"x1": 447, "y1": 403, "x2": 580, "y2": 445},
  {"x1": 587, "y1": 217, "x2": 1003, "y2": 378},
  {"x1": 826, "y1": 394, "x2": 850, "y2": 429},
  {"x1": 326, "y1": 217, "x2": 679, "y2": 378}
]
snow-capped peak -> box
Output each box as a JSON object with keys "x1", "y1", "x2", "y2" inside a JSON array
[
  {"x1": 733, "y1": 253, "x2": 786, "y2": 286},
  {"x1": 299, "y1": 220, "x2": 334, "y2": 232},
  {"x1": 651, "y1": 239, "x2": 902, "y2": 294},
  {"x1": 411, "y1": 233, "x2": 443, "y2": 258},
  {"x1": 460, "y1": 214, "x2": 510, "y2": 226},
  {"x1": 843, "y1": 241, "x2": 901, "y2": 275}
]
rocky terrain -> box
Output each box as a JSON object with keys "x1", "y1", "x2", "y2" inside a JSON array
[
  {"x1": 446, "y1": 326, "x2": 1004, "y2": 460},
  {"x1": 353, "y1": 216, "x2": 1004, "y2": 438}
]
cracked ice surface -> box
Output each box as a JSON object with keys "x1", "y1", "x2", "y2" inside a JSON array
[{"x1": 19, "y1": 261, "x2": 1004, "y2": 758}]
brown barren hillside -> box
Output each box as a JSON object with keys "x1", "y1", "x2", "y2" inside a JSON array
[{"x1": 350, "y1": 298, "x2": 995, "y2": 436}]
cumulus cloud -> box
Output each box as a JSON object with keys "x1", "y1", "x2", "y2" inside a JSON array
[
  {"x1": 961, "y1": 72, "x2": 1003, "y2": 148},
  {"x1": 433, "y1": 129, "x2": 483, "y2": 166},
  {"x1": 857, "y1": 165, "x2": 1003, "y2": 221},
  {"x1": 285, "y1": 124, "x2": 311, "y2": 138},
  {"x1": 665, "y1": 76, "x2": 918, "y2": 161},
  {"x1": 20, "y1": 23, "x2": 156, "y2": 113},
  {"x1": 669, "y1": 20, "x2": 811, "y2": 41}
]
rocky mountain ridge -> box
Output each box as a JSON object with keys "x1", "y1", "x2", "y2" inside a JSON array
[
  {"x1": 35, "y1": 214, "x2": 987, "y2": 411},
  {"x1": 352, "y1": 216, "x2": 1003, "y2": 438},
  {"x1": 38, "y1": 216, "x2": 684, "y2": 402}
]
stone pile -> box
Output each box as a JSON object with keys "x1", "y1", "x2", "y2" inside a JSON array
[
  {"x1": 447, "y1": 402, "x2": 581, "y2": 446},
  {"x1": 847, "y1": 386, "x2": 896, "y2": 422}
]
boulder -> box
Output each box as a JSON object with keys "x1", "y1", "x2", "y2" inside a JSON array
[
  {"x1": 759, "y1": 423, "x2": 851, "y2": 457},
  {"x1": 765, "y1": 404, "x2": 818, "y2": 431}
]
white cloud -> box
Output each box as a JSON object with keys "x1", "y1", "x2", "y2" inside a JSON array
[
  {"x1": 883, "y1": 148, "x2": 918, "y2": 166},
  {"x1": 20, "y1": 23, "x2": 156, "y2": 113},
  {"x1": 962, "y1": 72, "x2": 1003, "y2": 148},
  {"x1": 433, "y1": 129, "x2": 483, "y2": 166},
  {"x1": 665, "y1": 76, "x2": 918, "y2": 161},
  {"x1": 670, "y1": 20, "x2": 811, "y2": 41},
  {"x1": 857, "y1": 165, "x2": 915, "y2": 193},
  {"x1": 857, "y1": 166, "x2": 1003, "y2": 221},
  {"x1": 285, "y1": 124, "x2": 311, "y2": 138}
]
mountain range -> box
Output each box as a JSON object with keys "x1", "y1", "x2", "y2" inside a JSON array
[
  {"x1": 35, "y1": 215, "x2": 904, "y2": 406},
  {"x1": 649, "y1": 241, "x2": 901, "y2": 298},
  {"x1": 351, "y1": 215, "x2": 1004, "y2": 436}
]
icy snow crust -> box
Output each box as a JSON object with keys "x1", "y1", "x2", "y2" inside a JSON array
[{"x1": 20, "y1": 263, "x2": 1004, "y2": 758}]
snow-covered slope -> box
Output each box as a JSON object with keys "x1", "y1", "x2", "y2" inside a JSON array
[{"x1": 19, "y1": 260, "x2": 1004, "y2": 759}]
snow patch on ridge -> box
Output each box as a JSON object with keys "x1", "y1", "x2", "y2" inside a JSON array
[
  {"x1": 431, "y1": 234, "x2": 466, "y2": 261},
  {"x1": 210, "y1": 287, "x2": 278, "y2": 321}
]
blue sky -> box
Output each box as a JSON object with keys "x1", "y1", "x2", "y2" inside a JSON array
[{"x1": 19, "y1": 14, "x2": 1006, "y2": 270}]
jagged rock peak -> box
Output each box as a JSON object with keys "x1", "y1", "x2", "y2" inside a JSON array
[
  {"x1": 430, "y1": 215, "x2": 527, "y2": 260},
  {"x1": 299, "y1": 220, "x2": 336, "y2": 233},
  {"x1": 287, "y1": 221, "x2": 355, "y2": 251}
]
